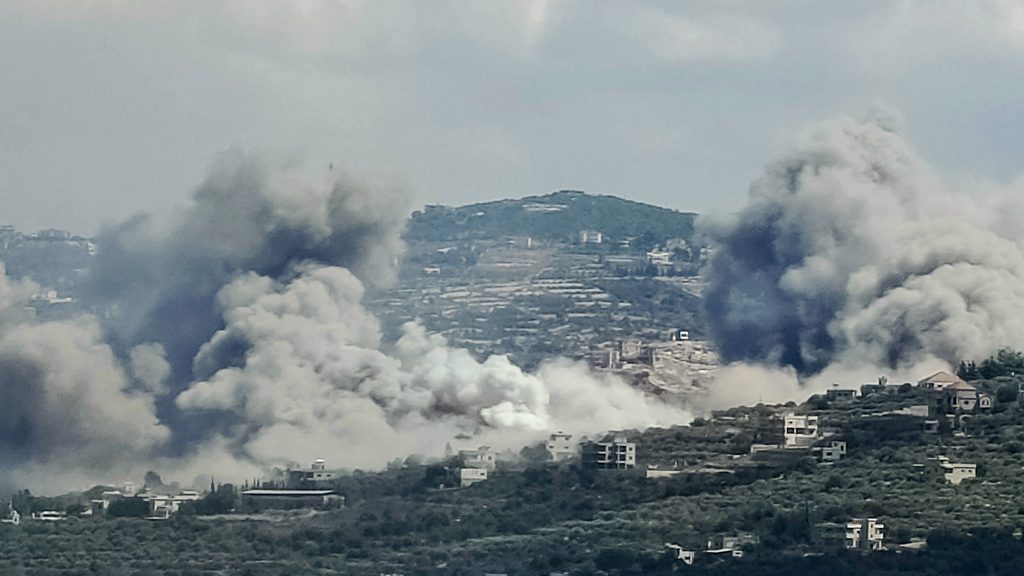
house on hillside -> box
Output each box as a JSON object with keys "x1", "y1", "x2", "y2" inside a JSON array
[
  {"x1": 935, "y1": 456, "x2": 976, "y2": 485},
  {"x1": 458, "y1": 468, "x2": 488, "y2": 487},
  {"x1": 813, "y1": 441, "x2": 847, "y2": 463},
  {"x1": 546, "y1": 431, "x2": 578, "y2": 462},
  {"x1": 581, "y1": 435, "x2": 636, "y2": 469},
  {"x1": 783, "y1": 414, "x2": 821, "y2": 448},
  {"x1": 918, "y1": 371, "x2": 965, "y2": 391},
  {"x1": 459, "y1": 446, "x2": 497, "y2": 471},
  {"x1": 814, "y1": 518, "x2": 884, "y2": 551},
  {"x1": 287, "y1": 458, "x2": 339, "y2": 488}
]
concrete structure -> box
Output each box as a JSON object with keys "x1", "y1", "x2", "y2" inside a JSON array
[
  {"x1": 545, "y1": 431, "x2": 578, "y2": 462},
  {"x1": 459, "y1": 446, "x2": 497, "y2": 471},
  {"x1": 783, "y1": 413, "x2": 821, "y2": 448},
  {"x1": 936, "y1": 457, "x2": 977, "y2": 485},
  {"x1": 589, "y1": 348, "x2": 621, "y2": 370},
  {"x1": 458, "y1": 467, "x2": 488, "y2": 487},
  {"x1": 826, "y1": 388, "x2": 857, "y2": 403},
  {"x1": 241, "y1": 489, "x2": 344, "y2": 510},
  {"x1": 645, "y1": 465, "x2": 682, "y2": 479},
  {"x1": 619, "y1": 338, "x2": 643, "y2": 360},
  {"x1": 287, "y1": 458, "x2": 338, "y2": 488},
  {"x1": 579, "y1": 230, "x2": 603, "y2": 244},
  {"x1": 918, "y1": 371, "x2": 965, "y2": 391},
  {"x1": 1, "y1": 503, "x2": 19, "y2": 526},
  {"x1": 581, "y1": 435, "x2": 636, "y2": 469},
  {"x1": 815, "y1": 441, "x2": 847, "y2": 462},
  {"x1": 670, "y1": 329, "x2": 690, "y2": 342},
  {"x1": 664, "y1": 544, "x2": 695, "y2": 565},
  {"x1": 814, "y1": 518, "x2": 884, "y2": 551}
]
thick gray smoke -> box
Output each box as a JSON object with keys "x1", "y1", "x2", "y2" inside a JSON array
[
  {"x1": 1, "y1": 157, "x2": 687, "y2": 492},
  {"x1": 84, "y1": 154, "x2": 407, "y2": 391},
  {"x1": 704, "y1": 113, "x2": 1024, "y2": 376}
]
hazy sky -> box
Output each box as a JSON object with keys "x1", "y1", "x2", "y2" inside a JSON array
[{"x1": 2, "y1": 0, "x2": 1023, "y2": 234}]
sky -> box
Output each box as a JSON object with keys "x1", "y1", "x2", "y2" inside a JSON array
[{"x1": 2, "y1": 0, "x2": 1024, "y2": 234}]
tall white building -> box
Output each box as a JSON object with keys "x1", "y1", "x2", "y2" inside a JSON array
[
  {"x1": 783, "y1": 413, "x2": 821, "y2": 448},
  {"x1": 546, "y1": 431, "x2": 578, "y2": 461}
]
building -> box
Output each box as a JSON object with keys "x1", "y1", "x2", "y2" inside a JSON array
[
  {"x1": 458, "y1": 468, "x2": 488, "y2": 487},
  {"x1": 918, "y1": 371, "x2": 965, "y2": 391},
  {"x1": 783, "y1": 414, "x2": 821, "y2": 448},
  {"x1": 669, "y1": 329, "x2": 690, "y2": 342},
  {"x1": 1, "y1": 502, "x2": 19, "y2": 526},
  {"x1": 814, "y1": 441, "x2": 847, "y2": 462},
  {"x1": 579, "y1": 230, "x2": 603, "y2": 244},
  {"x1": 545, "y1": 431, "x2": 578, "y2": 462},
  {"x1": 459, "y1": 446, "x2": 497, "y2": 471},
  {"x1": 936, "y1": 457, "x2": 976, "y2": 485},
  {"x1": 619, "y1": 338, "x2": 643, "y2": 360},
  {"x1": 814, "y1": 518, "x2": 884, "y2": 551},
  {"x1": 590, "y1": 348, "x2": 621, "y2": 370},
  {"x1": 147, "y1": 491, "x2": 201, "y2": 519},
  {"x1": 287, "y1": 458, "x2": 338, "y2": 488},
  {"x1": 944, "y1": 382, "x2": 991, "y2": 413},
  {"x1": 646, "y1": 249, "x2": 672, "y2": 266},
  {"x1": 826, "y1": 388, "x2": 857, "y2": 403},
  {"x1": 581, "y1": 435, "x2": 636, "y2": 469},
  {"x1": 664, "y1": 544, "x2": 695, "y2": 565},
  {"x1": 240, "y1": 489, "x2": 344, "y2": 510}
]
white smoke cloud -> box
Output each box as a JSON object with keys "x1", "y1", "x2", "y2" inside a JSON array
[
  {"x1": 704, "y1": 112, "x2": 1024, "y2": 378},
  {"x1": 175, "y1": 262, "x2": 690, "y2": 471}
]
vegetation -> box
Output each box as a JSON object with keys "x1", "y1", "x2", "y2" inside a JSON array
[
  {"x1": 405, "y1": 190, "x2": 698, "y2": 245},
  {"x1": 7, "y1": 378, "x2": 1024, "y2": 574}
]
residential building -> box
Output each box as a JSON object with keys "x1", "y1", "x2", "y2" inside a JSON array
[
  {"x1": 241, "y1": 489, "x2": 344, "y2": 510},
  {"x1": 458, "y1": 467, "x2": 488, "y2": 487},
  {"x1": 936, "y1": 457, "x2": 976, "y2": 485},
  {"x1": 287, "y1": 458, "x2": 338, "y2": 488},
  {"x1": 826, "y1": 388, "x2": 857, "y2": 403},
  {"x1": 619, "y1": 338, "x2": 643, "y2": 360},
  {"x1": 814, "y1": 518, "x2": 884, "y2": 551},
  {"x1": 459, "y1": 446, "x2": 497, "y2": 471},
  {"x1": 783, "y1": 414, "x2": 821, "y2": 448},
  {"x1": 545, "y1": 431, "x2": 578, "y2": 462},
  {"x1": 1, "y1": 502, "x2": 19, "y2": 526},
  {"x1": 664, "y1": 544, "x2": 695, "y2": 565},
  {"x1": 148, "y1": 491, "x2": 201, "y2": 519},
  {"x1": 918, "y1": 371, "x2": 965, "y2": 391},
  {"x1": 669, "y1": 329, "x2": 690, "y2": 342},
  {"x1": 814, "y1": 441, "x2": 847, "y2": 462},
  {"x1": 581, "y1": 435, "x2": 636, "y2": 469},
  {"x1": 579, "y1": 230, "x2": 603, "y2": 244}
]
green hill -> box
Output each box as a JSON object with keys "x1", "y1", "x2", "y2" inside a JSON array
[{"x1": 406, "y1": 190, "x2": 698, "y2": 246}]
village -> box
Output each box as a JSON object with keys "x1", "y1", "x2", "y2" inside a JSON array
[{"x1": 4, "y1": 365, "x2": 1014, "y2": 571}]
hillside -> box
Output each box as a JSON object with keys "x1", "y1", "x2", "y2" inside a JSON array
[{"x1": 405, "y1": 190, "x2": 698, "y2": 246}]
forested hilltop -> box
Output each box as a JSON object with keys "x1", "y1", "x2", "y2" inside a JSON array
[{"x1": 405, "y1": 190, "x2": 698, "y2": 246}]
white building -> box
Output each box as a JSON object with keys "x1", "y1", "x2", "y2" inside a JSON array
[
  {"x1": 459, "y1": 446, "x2": 497, "y2": 471},
  {"x1": 665, "y1": 544, "x2": 695, "y2": 565},
  {"x1": 546, "y1": 431, "x2": 578, "y2": 462},
  {"x1": 783, "y1": 414, "x2": 821, "y2": 448},
  {"x1": 148, "y1": 491, "x2": 201, "y2": 519},
  {"x1": 579, "y1": 230, "x2": 603, "y2": 244},
  {"x1": 287, "y1": 458, "x2": 338, "y2": 487},
  {"x1": 815, "y1": 518, "x2": 885, "y2": 550},
  {"x1": 937, "y1": 457, "x2": 976, "y2": 485},
  {"x1": 1, "y1": 503, "x2": 19, "y2": 526},
  {"x1": 459, "y1": 468, "x2": 488, "y2": 487},
  {"x1": 816, "y1": 441, "x2": 847, "y2": 462}
]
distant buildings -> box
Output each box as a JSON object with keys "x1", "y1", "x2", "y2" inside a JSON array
[
  {"x1": 581, "y1": 435, "x2": 636, "y2": 469},
  {"x1": 814, "y1": 441, "x2": 847, "y2": 463},
  {"x1": 1, "y1": 502, "x2": 20, "y2": 526},
  {"x1": 579, "y1": 230, "x2": 603, "y2": 244}
]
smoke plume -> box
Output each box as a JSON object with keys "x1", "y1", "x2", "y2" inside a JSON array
[
  {"x1": 0, "y1": 156, "x2": 687, "y2": 492},
  {"x1": 704, "y1": 113, "x2": 1024, "y2": 376}
]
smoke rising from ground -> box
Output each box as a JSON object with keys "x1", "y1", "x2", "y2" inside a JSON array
[
  {"x1": 0, "y1": 157, "x2": 688, "y2": 492},
  {"x1": 704, "y1": 113, "x2": 1024, "y2": 377}
]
